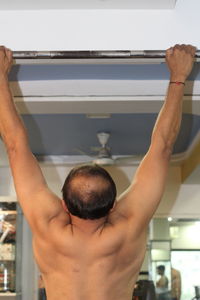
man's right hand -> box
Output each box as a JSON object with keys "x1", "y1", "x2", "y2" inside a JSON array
[
  {"x1": 0, "y1": 46, "x2": 13, "y2": 79},
  {"x1": 166, "y1": 44, "x2": 196, "y2": 82}
]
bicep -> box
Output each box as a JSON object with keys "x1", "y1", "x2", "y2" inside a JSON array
[
  {"x1": 9, "y1": 144, "x2": 46, "y2": 197},
  {"x1": 114, "y1": 144, "x2": 170, "y2": 226},
  {"x1": 8, "y1": 139, "x2": 64, "y2": 228}
]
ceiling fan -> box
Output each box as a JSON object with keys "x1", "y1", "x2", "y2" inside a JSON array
[
  {"x1": 35, "y1": 131, "x2": 191, "y2": 166},
  {"x1": 77, "y1": 132, "x2": 141, "y2": 166}
]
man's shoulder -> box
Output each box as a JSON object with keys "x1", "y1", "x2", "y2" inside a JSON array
[
  {"x1": 107, "y1": 209, "x2": 128, "y2": 226},
  {"x1": 107, "y1": 207, "x2": 147, "y2": 237},
  {"x1": 33, "y1": 209, "x2": 71, "y2": 242},
  {"x1": 103, "y1": 210, "x2": 147, "y2": 249}
]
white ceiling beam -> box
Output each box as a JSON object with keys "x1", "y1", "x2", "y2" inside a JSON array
[
  {"x1": 10, "y1": 79, "x2": 200, "y2": 115},
  {"x1": 10, "y1": 80, "x2": 200, "y2": 98},
  {"x1": 14, "y1": 95, "x2": 200, "y2": 115}
]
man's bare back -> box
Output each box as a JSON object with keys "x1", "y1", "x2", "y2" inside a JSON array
[
  {"x1": 33, "y1": 208, "x2": 147, "y2": 300},
  {"x1": 0, "y1": 44, "x2": 196, "y2": 300}
]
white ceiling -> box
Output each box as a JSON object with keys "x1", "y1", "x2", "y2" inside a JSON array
[{"x1": 0, "y1": 0, "x2": 177, "y2": 10}]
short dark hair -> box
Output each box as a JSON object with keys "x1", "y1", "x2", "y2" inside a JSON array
[
  {"x1": 157, "y1": 265, "x2": 165, "y2": 272},
  {"x1": 62, "y1": 165, "x2": 117, "y2": 220}
]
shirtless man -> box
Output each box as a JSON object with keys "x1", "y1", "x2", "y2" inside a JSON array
[{"x1": 0, "y1": 44, "x2": 196, "y2": 300}]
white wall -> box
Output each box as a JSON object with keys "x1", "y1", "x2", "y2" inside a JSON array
[
  {"x1": 0, "y1": 0, "x2": 200, "y2": 50},
  {"x1": 150, "y1": 219, "x2": 200, "y2": 249},
  {"x1": 1, "y1": 163, "x2": 200, "y2": 218},
  {"x1": 168, "y1": 166, "x2": 200, "y2": 218},
  {"x1": 171, "y1": 222, "x2": 200, "y2": 249}
]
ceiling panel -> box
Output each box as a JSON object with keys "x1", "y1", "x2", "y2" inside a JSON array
[
  {"x1": 4, "y1": 57, "x2": 200, "y2": 168},
  {"x1": 21, "y1": 113, "x2": 200, "y2": 156},
  {"x1": 9, "y1": 61, "x2": 200, "y2": 162},
  {"x1": 0, "y1": 0, "x2": 177, "y2": 10},
  {"x1": 9, "y1": 63, "x2": 200, "y2": 82}
]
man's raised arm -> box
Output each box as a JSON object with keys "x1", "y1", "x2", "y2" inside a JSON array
[
  {"x1": 112, "y1": 45, "x2": 196, "y2": 228},
  {"x1": 0, "y1": 46, "x2": 66, "y2": 230}
]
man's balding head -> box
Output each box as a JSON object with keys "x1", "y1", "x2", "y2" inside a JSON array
[{"x1": 62, "y1": 165, "x2": 117, "y2": 220}]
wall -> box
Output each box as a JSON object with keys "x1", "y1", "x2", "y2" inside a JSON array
[
  {"x1": 171, "y1": 222, "x2": 200, "y2": 249},
  {"x1": 33, "y1": 163, "x2": 200, "y2": 219},
  {"x1": 0, "y1": 0, "x2": 200, "y2": 50},
  {"x1": 150, "y1": 218, "x2": 200, "y2": 249},
  {"x1": 1, "y1": 163, "x2": 200, "y2": 218}
]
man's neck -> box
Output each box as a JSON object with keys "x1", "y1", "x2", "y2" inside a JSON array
[{"x1": 69, "y1": 214, "x2": 107, "y2": 235}]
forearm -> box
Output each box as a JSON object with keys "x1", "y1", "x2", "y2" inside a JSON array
[
  {"x1": 151, "y1": 44, "x2": 196, "y2": 156},
  {"x1": 151, "y1": 81, "x2": 185, "y2": 155},
  {"x1": 0, "y1": 76, "x2": 27, "y2": 149}
]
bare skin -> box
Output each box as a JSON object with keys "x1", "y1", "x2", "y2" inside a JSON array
[{"x1": 0, "y1": 44, "x2": 196, "y2": 300}]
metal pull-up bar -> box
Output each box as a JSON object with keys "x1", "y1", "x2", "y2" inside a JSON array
[
  {"x1": 13, "y1": 50, "x2": 200, "y2": 59},
  {"x1": 12, "y1": 50, "x2": 200, "y2": 64}
]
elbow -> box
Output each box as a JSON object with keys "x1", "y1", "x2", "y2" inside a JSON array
[
  {"x1": 163, "y1": 146, "x2": 173, "y2": 161},
  {"x1": 152, "y1": 121, "x2": 179, "y2": 160},
  {"x1": 164, "y1": 134, "x2": 177, "y2": 160},
  {"x1": 151, "y1": 134, "x2": 174, "y2": 161},
  {"x1": 5, "y1": 130, "x2": 28, "y2": 155},
  {"x1": 160, "y1": 137, "x2": 174, "y2": 161},
  {"x1": 6, "y1": 141, "x2": 19, "y2": 160}
]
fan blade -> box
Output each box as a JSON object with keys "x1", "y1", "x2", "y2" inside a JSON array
[
  {"x1": 74, "y1": 160, "x2": 94, "y2": 166},
  {"x1": 93, "y1": 157, "x2": 115, "y2": 166},
  {"x1": 74, "y1": 148, "x2": 92, "y2": 157},
  {"x1": 90, "y1": 146, "x2": 102, "y2": 152},
  {"x1": 114, "y1": 155, "x2": 143, "y2": 164}
]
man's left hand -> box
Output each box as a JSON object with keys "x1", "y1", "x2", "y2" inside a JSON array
[{"x1": 0, "y1": 46, "x2": 13, "y2": 79}]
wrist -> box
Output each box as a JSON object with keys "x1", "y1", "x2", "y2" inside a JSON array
[
  {"x1": 0, "y1": 74, "x2": 9, "y2": 87},
  {"x1": 170, "y1": 74, "x2": 186, "y2": 83},
  {"x1": 169, "y1": 81, "x2": 185, "y2": 86}
]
